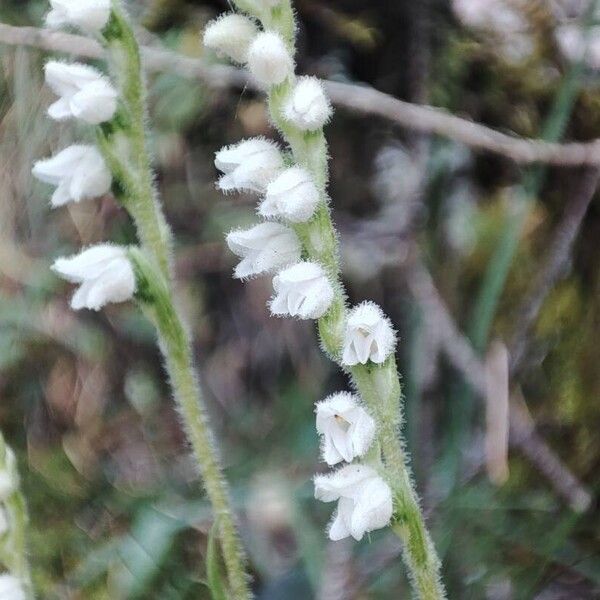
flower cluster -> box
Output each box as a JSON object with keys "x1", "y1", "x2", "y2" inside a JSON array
[
  {"x1": 205, "y1": 5, "x2": 398, "y2": 541},
  {"x1": 32, "y1": 0, "x2": 137, "y2": 312}
]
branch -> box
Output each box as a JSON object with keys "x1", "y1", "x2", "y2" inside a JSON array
[
  {"x1": 508, "y1": 168, "x2": 600, "y2": 374},
  {"x1": 405, "y1": 263, "x2": 592, "y2": 512},
  {"x1": 3, "y1": 22, "x2": 600, "y2": 166}
]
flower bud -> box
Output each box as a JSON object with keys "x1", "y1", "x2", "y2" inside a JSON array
[
  {"x1": 226, "y1": 222, "x2": 301, "y2": 279},
  {"x1": 215, "y1": 138, "x2": 283, "y2": 194},
  {"x1": 247, "y1": 31, "x2": 294, "y2": 87},
  {"x1": 260, "y1": 167, "x2": 319, "y2": 223},
  {"x1": 32, "y1": 145, "x2": 111, "y2": 207},
  {"x1": 316, "y1": 392, "x2": 375, "y2": 465},
  {"x1": 44, "y1": 61, "x2": 117, "y2": 124},
  {"x1": 284, "y1": 76, "x2": 332, "y2": 131},
  {"x1": 0, "y1": 574, "x2": 26, "y2": 600},
  {"x1": 203, "y1": 13, "x2": 259, "y2": 64},
  {"x1": 342, "y1": 301, "x2": 396, "y2": 366},
  {"x1": 270, "y1": 262, "x2": 334, "y2": 320},
  {"x1": 52, "y1": 244, "x2": 136, "y2": 311},
  {"x1": 314, "y1": 465, "x2": 393, "y2": 541},
  {"x1": 46, "y1": 0, "x2": 111, "y2": 32}
]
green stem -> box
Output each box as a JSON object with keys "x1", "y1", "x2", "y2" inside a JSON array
[
  {"x1": 130, "y1": 251, "x2": 251, "y2": 600},
  {"x1": 0, "y1": 434, "x2": 34, "y2": 599},
  {"x1": 240, "y1": 1, "x2": 446, "y2": 597},
  {"x1": 98, "y1": 4, "x2": 252, "y2": 598},
  {"x1": 100, "y1": 1, "x2": 172, "y2": 277}
]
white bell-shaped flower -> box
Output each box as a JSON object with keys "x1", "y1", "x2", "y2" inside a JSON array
[
  {"x1": 284, "y1": 76, "x2": 332, "y2": 131},
  {"x1": 0, "y1": 574, "x2": 26, "y2": 600},
  {"x1": 46, "y1": 0, "x2": 111, "y2": 32},
  {"x1": 226, "y1": 222, "x2": 301, "y2": 279},
  {"x1": 316, "y1": 392, "x2": 375, "y2": 465},
  {"x1": 260, "y1": 167, "x2": 320, "y2": 223},
  {"x1": 203, "y1": 13, "x2": 259, "y2": 64},
  {"x1": 44, "y1": 61, "x2": 118, "y2": 124},
  {"x1": 215, "y1": 138, "x2": 283, "y2": 194},
  {"x1": 247, "y1": 31, "x2": 294, "y2": 87},
  {"x1": 314, "y1": 464, "x2": 393, "y2": 541},
  {"x1": 52, "y1": 245, "x2": 136, "y2": 311},
  {"x1": 270, "y1": 262, "x2": 334, "y2": 320},
  {"x1": 32, "y1": 145, "x2": 111, "y2": 207},
  {"x1": 342, "y1": 302, "x2": 396, "y2": 366}
]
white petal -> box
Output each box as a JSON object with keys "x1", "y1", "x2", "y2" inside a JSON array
[
  {"x1": 52, "y1": 244, "x2": 127, "y2": 283},
  {"x1": 314, "y1": 464, "x2": 378, "y2": 502},
  {"x1": 32, "y1": 145, "x2": 88, "y2": 185},
  {"x1": 247, "y1": 31, "x2": 294, "y2": 87},
  {"x1": 44, "y1": 61, "x2": 100, "y2": 97},
  {"x1": 350, "y1": 477, "x2": 393, "y2": 540},
  {"x1": 0, "y1": 574, "x2": 26, "y2": 600},
  {"x1": 328, "y1": 498, "x2": 354, "y2": 541},
  {"x1": 284, "y1": 77, "x2": 332, "y2": 131},
  {"x1": 70, "y1": 80, "x2": 118, "y2": 124},
  {"x1": 261, "y1": 167, "x2": 320, "y2": 222},
  {"x1": 47, "y1": 98, "x2": 73, "y2": 121},
  {"x1": 203, "y1": 13, "x2": 259, "y2": 64}
]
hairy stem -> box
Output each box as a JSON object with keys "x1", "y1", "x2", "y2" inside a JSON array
[
  {"x1": 99, "y1": 3, "x2": 251, "y2": 597},
  {"x1": 240, "y1": 1, "x2": 446, "y2": 597}
]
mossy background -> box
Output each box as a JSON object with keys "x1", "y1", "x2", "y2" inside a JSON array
[{"x1": 0, "y1": 0, "x2": 599, "y2": 598}]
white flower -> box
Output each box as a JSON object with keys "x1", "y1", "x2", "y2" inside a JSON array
[
  {"x1": 247, "y1": 31, "x2": 294, "y2": 87},
  {"x1": 52, "y1": 245, "x2": 136, "y2": 311},
  {"x1": 284, "y1": 77, "x2": 332, "y2": 131},
  {"x1": 44, "y1": 61, "x2": 118, "y2": 124},
  {"x1": 260, "y1": 167, "x2": 320, "y2": 223},
  {"x1": 215, "y1": 138, "x2": 283, "y2": 194},
  {"x1": 315, "y1": 392, "x2": 375, "y2": 465},
  {"x1": 342, "y1": 302, "x2": 396, "y2": 366},
  {"x1": 0, "y1": 574, "x2": 26, "y2": 600},
  {"x1": 32, "y1": 145, "x2": 111, "y2": 207},
  {"x1": 46, "y1": 0, "x2": 111, "y2": 32},
  {"x1": 270, "y1": 262, "x2": 334, "y2": 320},
  {"x1": 203, "y1": 13, "x2": 259, "y2": 64},
  {"x1": 314, "y1": 464, "x2": 393, "y2": 541},
  {"x1": 226, "y1": 222, "x2": 301, "y2": 279}
]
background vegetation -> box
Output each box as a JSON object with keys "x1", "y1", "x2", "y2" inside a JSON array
[{"x1": 0, "y1": 0, "x2": 599, "y2": 597}]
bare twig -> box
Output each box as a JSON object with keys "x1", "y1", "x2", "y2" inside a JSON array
[
  {"x1": 405, "y1": 263, "x2": 592, "y2": 512},
  {"x1": 3, "y1": 23, "x2": 600, "y2": 166},
  {"x1": 508, "y1": 168, "x2": 600, "y2": 374}
]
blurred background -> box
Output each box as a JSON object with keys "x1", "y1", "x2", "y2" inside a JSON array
[{"x1": 0, "y1": 0, "x2": 599, "y2": 598}]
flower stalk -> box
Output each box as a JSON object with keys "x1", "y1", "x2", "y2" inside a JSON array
[
  {"x1": 210, "y1": 0, "x2": 446, "y2": 596},
  {"x1": 35, "y1": 1, "x2": 251, "y2": 597}
]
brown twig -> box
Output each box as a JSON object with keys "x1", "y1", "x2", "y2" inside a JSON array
[
  {"x1": 3, "y1": 23, "x2": 600, "y2": 166},
  {"x1": 405, "y1": 263, "x2": 592, "y2": 512},
  {"x1": 508, "y1": 168, "x2": 600, "y2": 375}
]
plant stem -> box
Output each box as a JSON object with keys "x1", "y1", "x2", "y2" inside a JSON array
[
  {"x1": 242, "y1": 1, "x2": 446, "y2": 597},
  {"x1": 99, "y1": 4, "x2": 252, "y2": 597}
]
